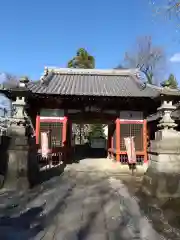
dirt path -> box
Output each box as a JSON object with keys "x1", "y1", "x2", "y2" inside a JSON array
[{"x1": 0, "y1": 159, "x2": 179, "y2": 239}]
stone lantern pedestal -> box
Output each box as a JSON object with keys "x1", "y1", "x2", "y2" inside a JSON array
[
  {"x1": 3, "y1": 77, "x2": 30, "y2": 190},
  {"x1": 5, "y1": 122, "x2": 29, "y2": 190},
  {"x1": 142, "y1": 100, "x2": 180, "y2": 199}
]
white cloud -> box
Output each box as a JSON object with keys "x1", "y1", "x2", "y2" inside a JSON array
[{"x1": 170, "y1": 53, "x2": 180, "y2": 62}]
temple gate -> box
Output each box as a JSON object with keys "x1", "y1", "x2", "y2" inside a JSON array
[{"x1": 1, "y1": 67, "x2": 180, "y2": 174}]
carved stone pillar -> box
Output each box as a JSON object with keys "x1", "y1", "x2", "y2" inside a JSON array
[
  {"x1": 4, "y1": 77, "x2": 30, "y2": 190},
  {"x1": 142, "y1": 98, "x2": 180, "y2": 198}
]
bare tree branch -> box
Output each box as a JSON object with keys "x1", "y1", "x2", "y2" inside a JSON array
[
  {"x1": 124, "y1": 36, "x2": 166, "y2": 84},
  {"x1": 2, "y1": 73, "x2": 18, "y2": 88},
  {"x1": 0, "y1": 73, "x2": 19, "y2": 117},
  {"x1": 150, "y1": 0, "x2": 180, "y2": 21},
  {"x1": 166, "y1": 0, "x2": 180, "y2": 16}
]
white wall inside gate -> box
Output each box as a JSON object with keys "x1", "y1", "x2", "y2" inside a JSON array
[{"x1": 103, "y1": 125, "x2": 108, "y2": 139}]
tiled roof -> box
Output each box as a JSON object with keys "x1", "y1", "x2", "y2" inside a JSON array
[
  {"x1": 27, "y1": 67, "x2": 161, "y2": 98},
  {"x1": 0, "y1": 67, "x2": 178, "y2": 98}
]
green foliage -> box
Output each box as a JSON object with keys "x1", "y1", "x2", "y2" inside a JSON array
[
  {"x1": 68, "y1": 48, "x2": 95, "y2": 69},
  {"x1": 161, "y1": 74, "x2": 178, "y2": 89},
  {"x1": 89, "y1": 124, "x2": 105, "y2": 139},
  {"x1": 144, "y1": 72, "x2": 153, "y2": 84}
]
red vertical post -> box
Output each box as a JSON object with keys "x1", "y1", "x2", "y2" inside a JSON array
[
  {"x1": 116, "y1": 118, "x2": 120, "y2": 161},
  {"x1": 36, "y1": 115, "x2": 40, "y2": 144},
  {"x1": 143, "y1": 120, "x2": 148, "y2": 163},
  {"x1": 62, "y1": 117, "x2": 67, "y2": 146},
  {"x1": 107, "y1": 124, "x2": 111, "y2": 158},
  {"x1": 62, "y1": 117, "x2": 68, "y2": 163}
]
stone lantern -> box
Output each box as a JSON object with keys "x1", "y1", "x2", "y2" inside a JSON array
[
  {"x1": 142, "y1": 93, "x2": 180, "y2": 199},
  {"x1": 4, "y1": 76, "x2": 31, "y2": 190}
]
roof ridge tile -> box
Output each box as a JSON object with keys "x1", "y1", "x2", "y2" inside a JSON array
[{"x1": 42, "y1": 67, "x2": 140, "y2": 76}]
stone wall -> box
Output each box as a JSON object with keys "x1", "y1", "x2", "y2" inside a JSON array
[{"x1": 0, "y1": 135, "x2": 10, "y2": 187}]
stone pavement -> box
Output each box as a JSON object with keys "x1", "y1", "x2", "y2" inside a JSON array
[{"x1": 0, "y1": 159, "x2": 178, "y2": 239}]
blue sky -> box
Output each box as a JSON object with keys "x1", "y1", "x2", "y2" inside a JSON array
[{"x1": 0, "y1": 0, "x2": 180, "y2": 81}]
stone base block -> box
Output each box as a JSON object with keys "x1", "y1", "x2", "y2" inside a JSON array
[
  {"x1": 3, "y1": 148, "x2": 29, "y2": 190},
  {"x1": 141, "y1": 166, "x2": 180, "y2": 199}
]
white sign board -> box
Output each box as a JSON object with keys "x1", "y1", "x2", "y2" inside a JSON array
[
  {"x1": 124, "y1": 137, "x2": 136, "y2": 164},
  {"x1": 41, "y1": 132, "x2": 49, "y2": 158}
]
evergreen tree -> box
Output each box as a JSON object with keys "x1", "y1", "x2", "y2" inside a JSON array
[
  {"x1": 89, "y1": 124, "x2": 105, "y2": 139},
  {"x1": 161, "y1": 73, "x2": 178, "y2": 89},
  {"x1": 67, "y1": 48, "x2": 95, "y2": 69}
]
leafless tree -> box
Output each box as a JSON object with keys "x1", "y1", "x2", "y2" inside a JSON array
[
  {"x1": 72, "y1": 124, "x2": 91, "y2": 144},
  {"x1": 2, "y1": 73, "x2": 18, "y2": 89},
  {"x1": 0, "y1": 73, "x2": 19, "y2": 117},
  {"x1": 166, "y1": 0, "x2": 180, "y2": 15},
  {"x1": 150, "y1": 0, "x2": 180, "y2": 21},
  {"x1": 123, "y1": 36, "x2": 166, "y2": 85}
]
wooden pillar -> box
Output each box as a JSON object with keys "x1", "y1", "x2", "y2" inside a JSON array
[
  {"x1": 116, "y1": 118, "x2": 120, "y2": 161},
  {"x1": 111, "y1": 135, "x2": 114, "y2": 159},
  {"x1": 69, "y1": 119, "x2": 72, "y2": 148},
  {"x1": 143, "y1": 120, "x2": 148, "y2": 163},
  {"x1": 107, "y1": 124, "x2": 111, "y2": 158},
  {"x1": 68, "y1": 119, "x2": 73, "y2": 161},
  {"x1": 107, "y1": 123, "x2": 114, "y2": 159}
]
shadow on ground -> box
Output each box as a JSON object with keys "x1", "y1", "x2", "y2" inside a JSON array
[
  {"x1": 36, "y1": 163, "x2": 66, "y2": 186},
  {"x1": 0, "y1": 171, "x2": 143, "y2": 239},
  {"x1": 136, "y1": 191, "x2": 180, "y2": 240},
  {"x1": 1, "y1": 166, "x2": 180, "y2": 239},
  {"x1": 0, "y1": 206, "x2": 44, "y2": 239},
  {"x1": 72, "y1": 144, "x2": 107, "y2": 163},
  {"x1": 121, "y1": 173, "x2": 180, "y2": 240},
  {"x1": 0, "y1": 174, "x2": 75, "y2": 239}
]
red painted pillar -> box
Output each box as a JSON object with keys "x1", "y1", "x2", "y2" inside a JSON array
[
  {"x1": 143, "y1": 120, "x2": 148, "y2": 163},
  {"x1": 62, "y1": 117, "x2": 67, "y2": 145},
  {"x1": 35, "y1": 115, "x2": 40, "y2": 144},
  {"x1": 116, "y1": 118, "x2": 120, "y2": 161},
  {"x1": 62, "y1": 117, "x2": 67, "y2": 162}
]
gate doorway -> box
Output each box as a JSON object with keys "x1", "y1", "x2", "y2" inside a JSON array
[
  {"x1": 68, "y1": 112, "x2": 116, "y2": 162},
  {"x1": 72, "y1": 123, "x2": 107, "y2": 161}
]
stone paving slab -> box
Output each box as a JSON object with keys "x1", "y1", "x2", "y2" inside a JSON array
[{"x1": 0, "y1": 162, "x2": 179, "y2": 239}]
